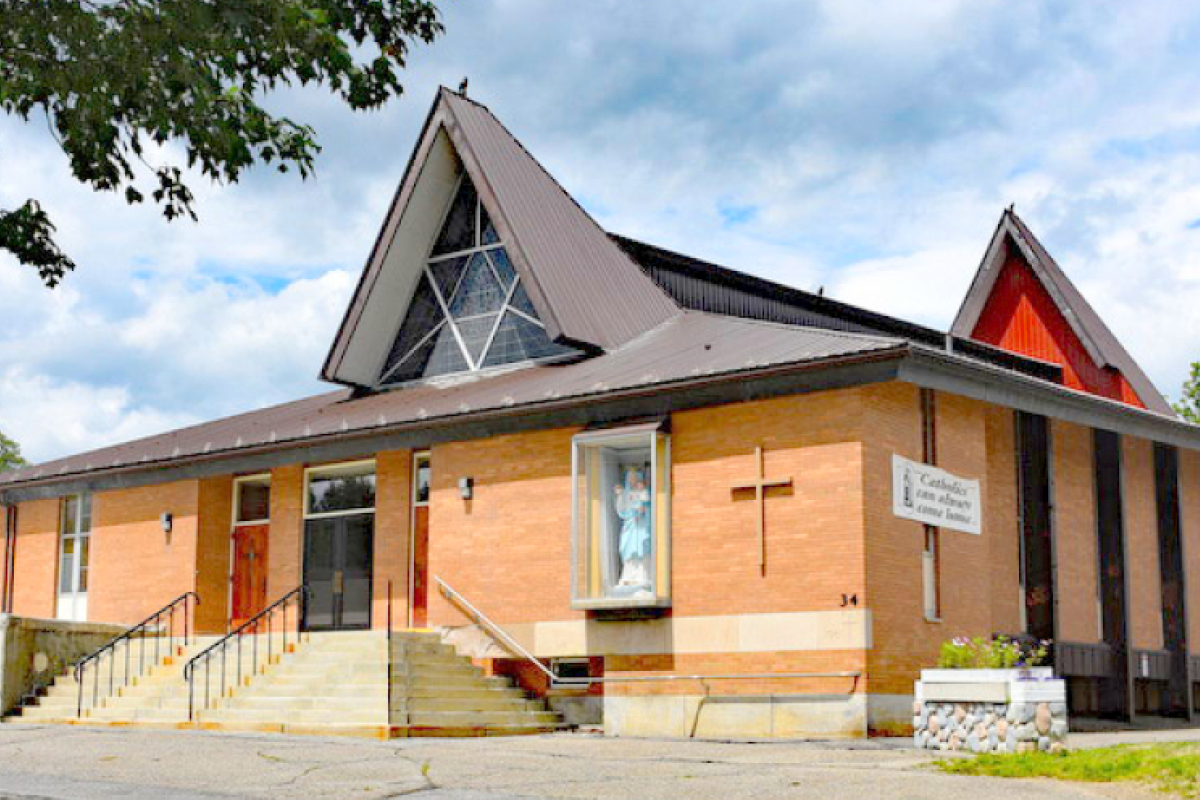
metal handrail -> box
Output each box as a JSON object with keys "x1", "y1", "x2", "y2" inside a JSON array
[
  {"x1": 434, "y1": 576, "x2": 862, "y2": 687},
  {"x1": 74, "y1": 591, "x2": 199, "y2": 718},
  {"x1": 184, "y1": 585, "x2": 309, "y2": 721}
]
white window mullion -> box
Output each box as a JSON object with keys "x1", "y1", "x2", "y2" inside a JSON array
[
  {"x1": 423, "y1": 264, "x2": 478, "y2": 370},
  {"x1": 478, "y1": 278, "x2": 522, "y2": 366}
]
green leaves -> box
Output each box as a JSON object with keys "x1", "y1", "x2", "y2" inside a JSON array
[
  {"x1": 936, "y1": 635, "x2": 1050, "y2": 669},
  {"x1": 1174, "y1": 362, "x2": 1200, "y2": 423},
  {"x1": 0, "y1": 200, "x2": 75, "y2": 287},
  {"x1": 0, "y1": 429, "x2": 28, "y2": 472},
  {"x1": 0, "y1": 0, "x2": 444, "y2": 286}
]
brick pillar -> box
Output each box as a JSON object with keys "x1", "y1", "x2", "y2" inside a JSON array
[
  {"x1": 268, "y1": 464, "x2": 305, "y2": 603},
  {"x1": 373, "y1": 450, "x2": 412, "y2": 630}
]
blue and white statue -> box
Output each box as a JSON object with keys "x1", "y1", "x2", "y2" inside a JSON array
[{"x1": 613, "y1": 466, "x2": 652, "y2": 588}]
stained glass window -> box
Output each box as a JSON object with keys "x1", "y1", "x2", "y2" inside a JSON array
[
  {"x1": 447, "y1": 252, "x2": 505, "y2": 317},
  {"x1": 379, "y1": 174, "x2": 580, "y2": 386}
]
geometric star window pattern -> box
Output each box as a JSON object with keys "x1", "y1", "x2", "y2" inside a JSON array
[{"x1": 379, "y1": 175, "x2": 578, "y2": 386}]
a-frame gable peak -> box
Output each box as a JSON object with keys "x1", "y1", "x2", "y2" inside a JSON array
[
  {"x1": 322, "y1": 87, "x2": 679, "y2": 388},
  {"x1": 952, "y1": 209, "x2": 1173, "y2": 416}
]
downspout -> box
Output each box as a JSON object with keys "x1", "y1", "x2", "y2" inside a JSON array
[{"x1": 2, "y1": 504, "x2": 15, "y2": 614}]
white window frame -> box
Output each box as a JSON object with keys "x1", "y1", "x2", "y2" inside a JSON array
[
  {"x1": 303, "y1": 459, "x2": 377, "y2": 520},
  {"x1": 232, "y1": 473, "x2": 271, "y2": 527},
  {"x1": 408, "y1": 450, "x2": 431, "y2": 628},
  {"x1": 570, "y1": 424, "x2": 671, "y2": 610},
  {"x1": 377, "y1": 174, "x2": 574, "y2": 387},
  {"x1": 56, "y1": 493, "x2": 91, "y2": 622}
]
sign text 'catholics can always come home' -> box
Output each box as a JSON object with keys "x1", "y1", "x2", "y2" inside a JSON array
[{"x1": 891, "y1": 454, "x2": 981, "y2": 535}]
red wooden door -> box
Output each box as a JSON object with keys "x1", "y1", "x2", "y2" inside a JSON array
[
  {"x1": 231, "y1": 524, "x2": 269, "y2": 629},
  {"x1": 411, "y1": 507, "x2": 430, "y2": 628}
]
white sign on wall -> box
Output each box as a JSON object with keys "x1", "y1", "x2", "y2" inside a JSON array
[{"x1": 892, "y1": 454, "x2": 982, "y2": 535}]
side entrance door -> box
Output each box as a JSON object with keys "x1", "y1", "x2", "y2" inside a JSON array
[
  {"x1": 230, "y1": 524, "x2": 269, "y2": 629},
  {"x1": 230, "y1": 476, "x2": 271, "y2": 630},
  {"x1": 304, "y1": 514, "x2": 374, "y2": 630}
]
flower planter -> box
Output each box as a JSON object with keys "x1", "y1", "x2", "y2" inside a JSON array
[{"x1": 913, "y1": 668, "x2": 1067, "y2": 753}]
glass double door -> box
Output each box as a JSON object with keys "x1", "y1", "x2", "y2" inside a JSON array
[{"x1": 303, "y1": 513, "x2": 373, "y2": 630}]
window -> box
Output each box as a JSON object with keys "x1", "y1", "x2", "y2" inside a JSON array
[
  {"x1": 571, "y1": 425, "x2": 670, "y2": 609},
  {"x1": 414, "y1": 454, "x2": 431, "y2": 506},
  {"x1": 234, "y1": 475, "x2": 271, "y2": 524},
  {"x1": 57, "y1": 493, "x2": 91, "y2": 621},
  {"x1": 379, "y1": 174, "x2": 578, "y2": 386},
  {"x1": 920, "y1": 388, "x2": 941, "y2": 622},
  {"x1": 305, "y1": 462, "x2": 377, "y2": 517}
]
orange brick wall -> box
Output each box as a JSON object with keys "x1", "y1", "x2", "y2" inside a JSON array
[
  {"x1": 6, "y1": 377, "x2": 1196, "y2": 694},
  {"x1": 862, "y1": 385, "x2": 1000, "y2": 695},
  {"x1": 671, "y1": 391, "x2": 865, "y2": 617},
  {"x1": 984, "y1": 406, "x2": 1022, "y2": 636},
  {"x1": 89, "y1": 480, "x2": 199, "y2": 625},
  {"x1": 426, "y1": 389, "x2": 870, "y2": 631},
  {"x1": 1053, "y1": 420, "x2": 1100, "y2": 644},
  {"x1": 10, "y1": 498, "x2": 58, "y2": 619},
  {"x1": 1123, "y1": 436, "x2": 1164, "y2": 651},
  {"x1": 195, "y1": 475, "x2": 233, "y2": 634},
  {"x1": 373, "y1": 450, "x2": 412, "y2": 630},
  {"x1": 267, "y1": 464, "x2": 304, "y2": 602},
  {"x1": 427, "y1": 427, "x2": 578, "y2": 627},
  {"x1": 1180, "y1": 449, "x2": 1200, "y2": 655}
]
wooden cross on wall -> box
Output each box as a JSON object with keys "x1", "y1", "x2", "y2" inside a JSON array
[{"x1": 731, "y1": 446, "x2": 793, "y2": 575}]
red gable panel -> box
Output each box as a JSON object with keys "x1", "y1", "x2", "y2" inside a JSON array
[{"x1": 971, "y1": 248, "x2": 1147, "y2": 409}]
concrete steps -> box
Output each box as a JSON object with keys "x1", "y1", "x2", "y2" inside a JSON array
[{"x1": 4, "y1": 629, "x2": 563, "y2": 738}]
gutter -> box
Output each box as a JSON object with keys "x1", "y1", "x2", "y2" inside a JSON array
[{"x1": 902, "y1": 345, "x2": 1200, "y2": 449}]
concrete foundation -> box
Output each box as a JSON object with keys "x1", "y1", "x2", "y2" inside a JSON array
[
  {"x1": 604, "y1": 693, "x2": 868, "y2": 739},
  {"x1": 867, "y1": 693, "x2": 915, "y2": 735}
]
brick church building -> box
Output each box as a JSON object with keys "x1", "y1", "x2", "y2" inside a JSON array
[{"x1": 1, "y1": 87, "x2": 1198, "y2": 738}]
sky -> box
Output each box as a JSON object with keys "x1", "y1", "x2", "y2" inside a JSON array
[{"x1": 4, "y1": 0, "x2": 1200, "y2": 464}]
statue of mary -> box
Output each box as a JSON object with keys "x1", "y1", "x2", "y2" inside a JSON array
[{"x1": 613, "y1": 466, "x2": 652, "y2": 588}]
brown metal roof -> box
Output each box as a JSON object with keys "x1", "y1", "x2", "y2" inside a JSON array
[
  {"x1": 951, "y1": 209, "x2": 1174, "y2": 416},
  {"x1": 441, "y1": 91, "x2": 679, "y2": 349},
  {"x1": 0, "y1": 314, "x2": 904, "y2": 489}
]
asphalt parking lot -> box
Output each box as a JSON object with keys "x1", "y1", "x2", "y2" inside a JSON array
[{"x1": 0, "y1": 724, "x2": 1179, "y2": 799}]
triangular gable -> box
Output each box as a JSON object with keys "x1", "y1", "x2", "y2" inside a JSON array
[
  {"x1": 377, "y1": 173, "x2": 577, "y2": 385},
  {"x1": 322, "y1": 87, "x2": 679, "y2": 388},
  {"x1": 951, "y1": 209, "x2": 1173, "y2": 415}
]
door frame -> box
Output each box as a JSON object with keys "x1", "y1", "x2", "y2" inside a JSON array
[
  {"x1": 408, "y1": 450, "x2": 431, "y2": 628},
  {"x1": 302, "y1": 459, "x2": 377, "y2": 631},
  {"x1": 228, "y1": 473, "x2": 271, "y2": 632}
]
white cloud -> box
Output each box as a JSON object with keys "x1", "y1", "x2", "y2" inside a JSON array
[
  {"x1": 0, "y1": 367, "x2": 199, "y2": 465},
  {"x1": 6, "y1": 0, "x2": 1200, "y2": 462},
  {"x1": 0, "y1": 267, "x2": 353, "y2": 462}
]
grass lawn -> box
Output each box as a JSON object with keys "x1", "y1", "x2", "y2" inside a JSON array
[{"x1": 935, "y1": 743, "x2": 1200, "y2": 797}]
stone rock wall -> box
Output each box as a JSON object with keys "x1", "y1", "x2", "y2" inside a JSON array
[
  {"x1": 913, "y1": 698, "x2": 1068, "y2": 753},
  {"x1": 0, "y1": 615, "x2": 127, "y2": 715}
]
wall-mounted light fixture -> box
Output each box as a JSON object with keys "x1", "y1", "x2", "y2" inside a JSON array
[
  {"x1": 458, "y1": 477, "x2": 474, "y2": 500},
  {"x1": 160, "y1": 512, "x2": 173, "y2": 542}
]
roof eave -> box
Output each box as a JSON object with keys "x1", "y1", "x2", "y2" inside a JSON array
[
  {"x1": 0, "y1": 345, "x2": 909, "y2": 500},
  {"x1": 902, "y1": 345, "x2": 1200, "y2": 447}
]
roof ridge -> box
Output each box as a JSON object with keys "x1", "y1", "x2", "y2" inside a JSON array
[{"x1": 681, "y1": 308, "x2": 905, "y2": 346}]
